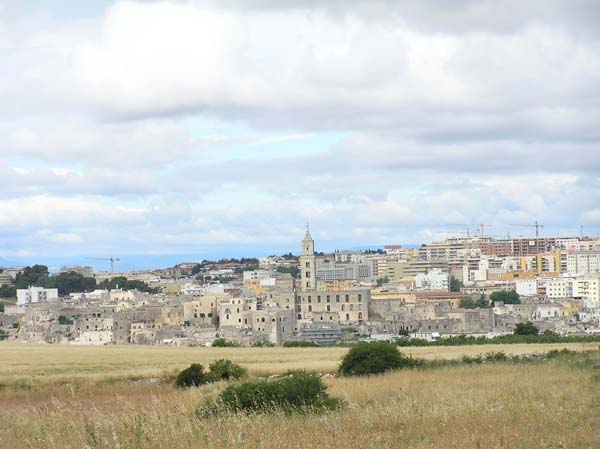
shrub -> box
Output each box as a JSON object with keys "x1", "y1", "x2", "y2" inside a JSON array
[
  {"x1": 490, "y1": 290, "x2": 521, "y2": 304},
  {"x1": 514, "y1": 321, "x2": 539, "y2": 336},
  {"x1": 461, "y1": 355, "x2": 483, "y2": 364},
  {"x1": 207, "y1": 359, "x2": 246, "y2": 382},
  {"x1": 484, "y1": 351, "x2": 509, "y2": 362},
  {"x1": 339, "y1": 342, "x2": 420, "y2": 376},
  {"x1": 212, "y1": 338, "x2": 241, "y2": 347},
  {"x1": 251, "y1": 341, "x2": 275, "y2": 347},
  {"x1": 175, "y1": 363, "x2": 207, "y2": 388},
  {"x1": 283, "y1": 341, "x2": 319, "y2": 347},
  {"x1": 199, "y1": 371, "x2": 341, "y2": 416}
]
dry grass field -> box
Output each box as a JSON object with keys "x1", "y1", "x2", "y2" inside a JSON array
[
  {"x1": 1, "y1": 342, "x2": 599, "y2": 449},
  {"x1": 1, "y1": 341, "x2": 598, "y2": 387}
]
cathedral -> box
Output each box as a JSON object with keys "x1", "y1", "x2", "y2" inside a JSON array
[{"x1": 295, "y1": 226, "x2": 370, "y2": 324}]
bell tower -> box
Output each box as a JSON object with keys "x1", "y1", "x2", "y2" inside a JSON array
[{"x1": 300, "y1": 224, "x2": 316, "y2": 290}]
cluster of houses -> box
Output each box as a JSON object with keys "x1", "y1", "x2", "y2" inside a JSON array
[{"x1": 1, "y1": 228, "x2": 600, "y2": 346}]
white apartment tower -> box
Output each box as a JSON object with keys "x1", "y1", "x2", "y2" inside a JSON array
[{"x1": 300, "y1": 226, "x2": 316, "y2": 290}]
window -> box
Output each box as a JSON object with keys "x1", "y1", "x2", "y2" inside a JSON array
[
  {"x1": 326, "y1": 305, "x2": 330, "y2": 312},
  {"x1": 308, "y1": 296, "x2": 312, "y2": 303},
  {"x1": 326, "y1": 295, "x2": 330, "y2": 303},
  {"x1": 297, "y1": 313, "x2": 302, "y2": 319},
  {"x1": 306, "y1": 271, "x2": 310, "y2": 278},
  {"x1": 305, "y1": 262, "x2": 310, "y2": 268},
  {"x1": 345, "y1": 313, "x2": 350, "y2": 321},
  {"x1": 308, "y1": 305, "x2": 312, "y2": 312},
  {"x1": 317, "y1": 296, "x2": 321, "y2": 303},
  {"x1": 345, "y1": 295, "x2": 349, "y2": 302},
  {"x1": 358, "y1": 294, "x2": 362, "y2": 302},
  {"x1": 336, "y1": 295, "x2": 340, "y2": 302},
  {"x1": 358, "y1": 312, "x2": 363, "y2": 320}
]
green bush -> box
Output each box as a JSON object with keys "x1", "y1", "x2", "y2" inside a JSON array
[
  {"x1": 484, "y1": 351, "x2": 509, "y2": 362},
  {"x1": 396, "y1": 333, "x2": 600, "y2": 347},
  {"x1": 339, "y1": 342, "x2": 421, "y2": 376},
  {"x1": 514, "y1": 321, "x2": 539, "y2": 336},
  {"x1": 212, "y1": 338, "x2": 241, "y2": 347},
  {"x1": 251, "y1": 341, "x2": 275, "y2": 347},
  {"x1": 175, "y1": 363, "x2": 207, "y2": 388},
  {"x1": 283, "y1": 341, "x2": 319, "y2": 347},
  {"x1": 461, "y1": 355, "x2": 483, "y2": 364},
  {"x1": 199, "y1": 371, "x2": 341, "y2": 416},
  {"x1": 207, "y1": 359, "x2": 246, "y2": 382}
]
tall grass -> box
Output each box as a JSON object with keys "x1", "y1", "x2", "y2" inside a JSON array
[{"x1": 1, "y1": 355, "x2": 599, "y2": 449}]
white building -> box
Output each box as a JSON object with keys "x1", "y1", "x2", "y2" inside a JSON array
[
  {"x1": 515, "y1": 279, "x2": 538, "y2": 296},
  {"x1": 566, "y1": 252, "x2": 600, "y2": 275},
  {"x1": 414, "y1": 269, "x2": 449, "y2": 291},
  {"x1": 16, "y1": 287, "x2": 59, "y2": 306},
  {"x1": 545, "y1": 276, "x2": 600, "y2": 308},
  {"x1": 181, "y1": 283, "x2": 204, "y2": 296}
]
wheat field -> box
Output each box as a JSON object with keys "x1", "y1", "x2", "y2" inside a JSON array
[
  {"x1": 1, "y1": 341, "x2": 598, "y2": 387},
  {"x1": 1, "y1": 342, "x2": 599, "y2": 449}
]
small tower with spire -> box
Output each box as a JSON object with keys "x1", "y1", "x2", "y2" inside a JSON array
[{"x1": 300, "y1": 223, "x2": 316, "y2": 290}]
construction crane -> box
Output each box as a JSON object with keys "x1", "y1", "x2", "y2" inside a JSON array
[
  {"x1": 434, "y1": 230, "x2": 471, "y2": 238},
  {"x1": 509, "y1": 221, "x2": 544, "y2": 238},
  {"x1": 87, "y1": 257, "x2": 120, "y2": 276},
  {"x1": 445, "y1": 223, "x2": 493, "y2": 238}
]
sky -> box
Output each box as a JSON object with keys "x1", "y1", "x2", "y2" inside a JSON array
[{"x1": 1, "y1": 0, "x2": 600, "y2": 270}]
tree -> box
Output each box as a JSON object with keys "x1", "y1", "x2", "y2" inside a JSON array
[
  {"x1": 460, "y1": 295, "x2": 489, "y2": 309},
  {"x1": 206, "y1": 359, "x2": 246, "y2": 382},
  {"x1": 0, "y1": 284, "x2": 16, "y2": 299},
  {"x1": 449, "y1": 276, "x2": 463, "y2": 292},
  {"x1": 459, "y1": 298, "x2": 477, "y2": 309},
  {"x1": 339, "y1": 342, "x2": 420, "y2": 376},
  {"x1": 97, "y1": 277, "x2": 157, "y2": 293},
  {"x1": 51, "y1": 272, "x2": 97, "y2": 296},
  {"x1": 175, "y1": 363, "x2": 207, "y2": 388},
  {"x1": 376, "y1": 277, "x2": 389, "y2": 287},
  {"x1": 276, "y1": 266, "x2": 300, "y2": 279},
  {"x1": 490, "y1": 290, "x2": 520, "y2": 305},
  {"x1": 191, "y1": 264, "x2": 203, "y2": 275},
  {"x1": 57, "y1": 315, "x2": 73, "y2": 325},
  {"x1": 14, "y1": 265, "x2": 50, "y2": 289},
  {"x1": 514, "y1": 321, "x2": 539, "y2": 336}
]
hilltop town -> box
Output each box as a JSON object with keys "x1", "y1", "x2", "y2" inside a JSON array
[{"x1": 1, "y1": 227, "x2": 600, "y2": 346}]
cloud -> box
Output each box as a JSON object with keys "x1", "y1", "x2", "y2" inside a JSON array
[
  {"x1": 1, "y1": 1, "x2": 600, "y2": 259},
  {"x1": 3, "y1": 1, "x2": 598, "y2": 142}
]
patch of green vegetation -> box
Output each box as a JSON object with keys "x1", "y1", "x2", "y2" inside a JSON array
[
  {"x1": 211, "y1": 338, "x2": 242, "y2": 347},
  {"x1": 197, "y1": 371, "x2": 342, "y2": 417},
  {"x1": 396, "y1": 331, "x2": 600, "y2": 347},
  {"x1": 206, "y1": 359, "x2": 247, "y2": 382},
  {"x1": 283, "y1": 341, "x2": 320, "y2": 347},
  {"x1": 176, "y1": 359, "x2": 246, "y2": 388},
  {"x1": 339, "y1": 342, "x2": 422, "y2": 376}
]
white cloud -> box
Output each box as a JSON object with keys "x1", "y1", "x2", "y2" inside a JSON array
[{"x1": 1, "y1": 1, "x2": 600, "y2": 258}]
